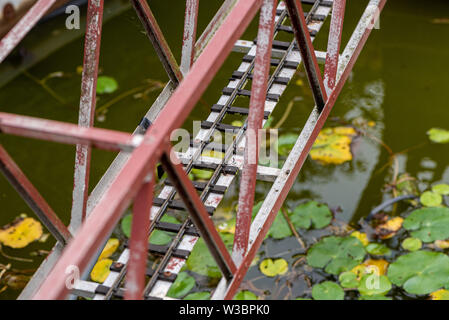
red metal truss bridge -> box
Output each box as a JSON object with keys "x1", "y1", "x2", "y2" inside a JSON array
[{"x1": 0, "y1": 0, "x2": 386, "y2": 299}]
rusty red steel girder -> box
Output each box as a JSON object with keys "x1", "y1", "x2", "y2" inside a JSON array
[
  {"x1": 0, "y1": 0, "x2": 387, "y2": 300},
  {"x1": 233, "y1": 0, "x2": 277, "y2": 266},
  {"x1": 71, "y1": 0, "x2": 105, "y2": 233}
]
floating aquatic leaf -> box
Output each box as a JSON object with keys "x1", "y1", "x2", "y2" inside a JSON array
[
  {"x1": 201, "y1": 150, "x2": 224, "y2": 159},
  {"x1": 217, "y1": 218, "x2": 236, "y2": 234},
  {"x1": 290, "y1": 201, "x2": 332, "y2": 230},
  {"x1": 90, "y1": 258, "x2": 112, "y2": 283},
  {"x1": 307, "y1": 236, "x2": 366, "y2": 275},
  {"x1": 191, "y1": 168, "x2": 213, "y2": 180},
  {"x1": 263, "y1": 116, "x2": 274, "y2": 129},
  {"x1": 97, "y1": 76, "x2": 118, "y2": 94},
  {"x1": 167, "y1": 272, "x2": 195, "y2": 299},
  {"x1": 309, "y1": 127, "x2": 356, "y2": 165},
  {"x1": 98, "y1": 238, "x2": 120, "y2": 260},
  {"x1": 259, "y1": 258, "x2": 288, "y2": 277},
  {"x1": 339, "y1": 271, "x2": 359, "y2": 288},
  {"x1": 435, "y1": 240, "x2": 449, "y2": 249},
  {"x1": 121, "y1": 214, "x2": 179, "y2": 245},
  {"x1": 312, "y1": 281, "x2": 344, "y2": 300},
  {"x1": 433, "y1": 184, "x2": 449, "y2": 196},
  {"x1": 0, "y1": 217, "x2": 43, "y2": 249},
  {"x1": 427, "y1": 128, "x2": 449, "y2": 144},
  {"x1": 351, "y1": 231, "x2": 369, "y2": 246},
  {"x1": 363, "y1": 259, "x2": 389, "y2": 276},
  {"x1": 3, "y1": 274, "x2": 30, "y2": 290},
  {"x1": 231, "y1": 120, "x2": 243, "y2": 127},
  {"x1": 402, "y1": 237, "x2": 422, "y2": 252},
  {"x1": 396, "y1": 173, "x2": 419, "y2": 205},
  {"x1": 186, "y1": 234, "x2": 233, "y2": 278},
  {"x1": 234, "y1": 290, "x2": 258, "y2": 300},
  {"x1": 365, "y1": 243, "x2": 391, "y2": 256},
  {"x1": 276, "y1": 133, "x2": 298, "y2": 156},
  {"x1": 267, "y1": 213, "x2": 292, "y2": 239},
  {"x1": 183, "y1": 291, "x2": 210, "y2": 300},
  {"x1": 358, "y1": 274, "x2": 391, "y2": 296},
  {"x1": 430, "y1": 289, "x2": 449, "y2": 300},
  {"x1": 387, "y1": 251, "x2": 449, "y2": 295},
  {"x1": 420, "y1": 191, "x2": 443, "y2": 207},
  {"x1": 375, "y1": 217, "x2": 403, "y2": 240},
  {"x1": 403, "y1": 207, "x2": 449, "y2": 242},
  {"x1": 358, "y1": 295, "x2": 391, "y2": 300}
]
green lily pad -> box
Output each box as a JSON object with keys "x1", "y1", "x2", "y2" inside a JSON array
[
  {"x1": 234, "y1": 290, "x2": 258, "y2": 300},
  {"x1": 365, "y1": 243, "x2": 392, "y2": 256},
  {"x1": 403, "y1": 207, "x2": 449, "y2": 242},
  {"x1": 387, "y1": 251, "x2": 449, "y2": 295},
  {"x1": 420, "y1": 191, "x2": 443, "y2": 207},
  {"x1": 427, "y1": 128, "x2": 449, "y2": 144},
  {"x1": 432, "y1": 184, "x2": 449, "y2": 196},
  {"x1": 402, "y1": 237, "x2": 422, "y2": 252},
  {"x1": 186, "y1": 233, "x2": 233, "y2": 278},
  {"x1": 289, "y1": 201, "x2": 332, "y2": 230},
  {"x1": 183, "y1": 291, "x2": 211, "y2": 300},
  {"x1": 358, "y1": 274, "x2": 392, "y2": 296},
  {"x1": 252, "y1": 201, "x2": 291, "y2": 239},
  {"x1": 121, "y1": 214, "x2": 179, "y2": 245},
  {"x1": 276, "y1": 133, "x2": 298, "y2": 156},
  {"x1": 307, "y1": 236, "x2": 366, "y2": 275},
  {"x1": 166, "y1": 272, "x2": 195, "y2": 299},
  {"x1": 97, "y1": 76, "x2": 118, "y2": 94},
  {"x1": 359, "y1": 295, "x2": 392, "y2": 300},
  {"x1": 312, "y1": 281, "x2": 344, "y2": 300},
  {"x1": 339, "y1": 271, "x2": 359, "y2": 288}
]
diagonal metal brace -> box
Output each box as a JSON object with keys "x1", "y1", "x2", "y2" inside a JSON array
[{"x1": 160, "y1": 149, "x2": 236, "y2": 281}]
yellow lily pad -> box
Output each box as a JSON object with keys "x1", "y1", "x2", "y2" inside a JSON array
[
  {"x1": 430, "y1": 289, "x2": 449, "y2": 300},
  {"x1": 0, "y1": 217, "x2": 43, "y2": 248},
  {"x1": 201, "y1": 150, "x2": 224, "y2": 159},
  {"x1": 259, "y1": 258, "x2": 288, "y2": 277},
  {"x1": 98, "y1": 238, "x2": 120, "y2": 260},
  {"x1": 309, "y1": 127, "x2": 356, "y2": 165},
  {"x1": 375, "y1": 217, "x2": 403, "y2": 239},
  {"x1": 217, "y1": 219, "x2": 236, "y2": 235},
  {"x1": 351, "y1": 231, "x2": 369, "y2": 246},
  {"x1": 90, "y1": 258, "x2": 113, "y2": 283}
]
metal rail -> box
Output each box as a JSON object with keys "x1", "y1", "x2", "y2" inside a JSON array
[{"x1": 0, "y1": 0, "x2": 386, "y2": 300}]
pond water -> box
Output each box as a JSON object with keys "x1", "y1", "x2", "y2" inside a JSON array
[{"x1": 0, "y1": 0, "x2": 448, "y2": 300}]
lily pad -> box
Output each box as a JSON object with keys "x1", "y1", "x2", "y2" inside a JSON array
[
  {"x1": 98, "y1": 238, "x2": 120, "y2": 260},
  {"x1": 403, "y1": 207, "x2": 449, "y2": 242},
  {"x1": 186, "y1": 233, "x2": 233, "y2": 278},
  {"x1": 97, "y1": 76, "x2": 118, "y2": 94},
  {"x1": 358, "y1": 274, "x2": 391, "y2": 296},
  {"x1": 167, "y1": 272, "x2": 195, "y2": 299},
  {"x1": 363, "y1": 259, "x2": 389, "y2": 276},
  {"x1": 339, "y1": 271, "x2": 359, "y2": 288},
  {"x1": 309, "y1": 127, "x2": 356, "y2": 165},
  {"x1": 430, "y1": 289, "x2": 449, "y2": 300},
  {"x1": 259, "y1": 258, "x2": 288, "y2": 277},
  {"x1": 191, "y1": 168, "x2": 213, "y2": 180},
  {"x1": 90, "y1": 258, "x2": 113, "y2": 283},
  {"x1": 432, "y1": 184, "x2": 449, "y2": 196},
  {"x1": 306, "y1": 236, "x2": 366, "y2": 275},
  {"x1": 234, "y1": 290, "x2": 258, "y2": 300},
  {"x1": 365, "y1": 243, "x2": 391, "y2": 256},
  {"x1": 290, "y1": 201, "x2": 332, "y2": 230},
  {"x1": 375, "y1": 217, "x2": 403, "y2": 239},
  {"x1": 312, "y1": 281, "x2": 344, "y2": 300},
  {"x1": 359, "y1": 295, "x2": 391, "y2": 300},
  {"x1": 276, "y1": 133, "x2": 298, "y2": 156},
  {"x1": 351, "y1": 231, "x2": 369, "y2": 246},
  {"x1": 387, "y1": 251, "x2": 449, "y2": 295},
  {"x1": 121, "y1": 214, "x2": 179, "y2": 245},
  {"x1": 420, "y1": 191, "x2": 443, "y2": 207},
  {"x1": 267, "y1": 213, "x2": 292, "y2": 239},
  {"x1": 183, "y1": 291, "x2": 211, "y2": 300},
  {"x1": 402, "y1": 237, "x2": 422, "y2": 252},
  {"x1": 427, "y1": 128, "x2": 449, "y2": 144},
  {"x1": 0, "y1": 217, "x2": 43, "y2": 249}
]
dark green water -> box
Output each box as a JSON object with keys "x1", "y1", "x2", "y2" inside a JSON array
[{"x1": 0, "y1": 0, "x2": 448, "y2": 299}]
